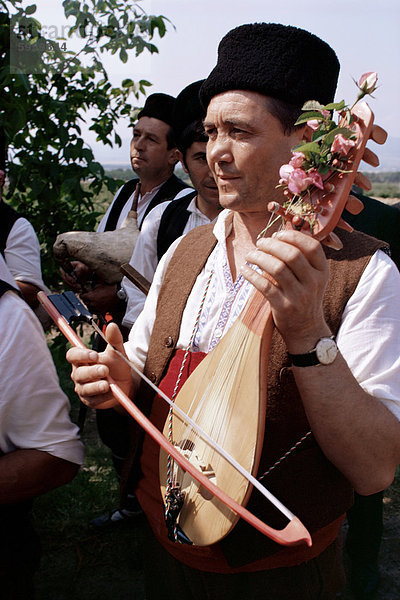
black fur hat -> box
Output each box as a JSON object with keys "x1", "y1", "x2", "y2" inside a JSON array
[
  {"x1": 137, "y1": 93, "x2": 176, "y2": 126},
  {"x1": 173, "y1": 80, "x2": 205, "y2": 143},
  {"x1": 200, "y1": 23, "x2": 340, "y2": 109}
]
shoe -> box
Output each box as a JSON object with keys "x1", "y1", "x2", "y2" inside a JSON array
[
  {"x1": 350, "y1": 563, "x2": 380, "y2": 600},
  {"x1": 90, "y1": 495, "x2": 143, "y2": 528}
]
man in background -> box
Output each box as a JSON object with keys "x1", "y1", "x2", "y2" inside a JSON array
[
  {"x1": 91, "y1": 81, "x2": 220, "y2": 527},
  {"x1": 62, "y1": 92, "x2": 191, "y2": 321},
  {"x1": 0, "y1": 154, "x2": 50, "y2": 327},
  {"x1": 66, "y1": 93, "x2": 191, "y2": 526},
  {"x1": 343, "y1": 190, "x2": 400, "y2": 600}
]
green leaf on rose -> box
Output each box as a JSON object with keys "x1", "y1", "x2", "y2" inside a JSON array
[
  {"x1": 302, "y1": 100, "x2": 324, "y2": 110},
  {"x1": 321, "y1": 100, "x2": 346, "y2": 111},
  {"x1": 292, "y1": 141, "x2": 321, "y2": 154},
  {"x1": 294, "y1": 111, "x2": 327, "y2": 126},
  {"x1": 323, "y1": 126, "x2": 356, "y2": 146},
  {"x1": 317, "y1": 163, "x2": 331, "y2": 175}
]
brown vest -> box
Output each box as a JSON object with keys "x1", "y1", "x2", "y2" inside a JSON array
[{"x1": 134, "y1": 223, "x2": 386, "y2": 567}]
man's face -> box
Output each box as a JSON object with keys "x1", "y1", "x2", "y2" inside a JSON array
[
  {"x1": 204, "y1": 90, "x2": 303, "y2": 213},
  {"x1": 130, "y1": 116, "x2": 177, "y2": 178},
  {"x1": 182, "y1": 141, "x2": 219, "y2": 208}
]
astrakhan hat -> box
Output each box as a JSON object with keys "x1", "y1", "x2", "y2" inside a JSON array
[
  {"x1": 137, "y1": 93, "x2": 176, "y2": 127},
  {"x1": 200, "y1": 23, "x2": 340, "y2": 109}
]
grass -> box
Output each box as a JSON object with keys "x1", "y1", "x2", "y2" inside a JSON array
[
  {"x1": 32, "y1": 427, "x2": 147, "y2": 599},
  {"x1": 32, "y1": 338, "x2": 148, "y2": 599}
]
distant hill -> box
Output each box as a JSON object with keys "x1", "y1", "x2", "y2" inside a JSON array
[{"x1": 104, "y1": 167, "x2": 132, "y2": 181}]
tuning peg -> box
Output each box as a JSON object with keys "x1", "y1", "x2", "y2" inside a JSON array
[
  {"x1": 322, "y1": 231, "x2": 343, "y2": 250},
  {"x1": 354, "y1": 172, "x2": 372, "y2": 191},
  {"x1": 345, "y1": 195, "x2": 365, "y2": 215},
  {"x1": 371, "y1": 124, "x2": 388, "y2": 145},
  {"x1": 267, "y1": 201, "x2": 284, "y2": 216},
  {"x1": 336, "y1": 218, "x2": 354, "y2": 233},
  {"x1": 361, "y1": 147, "x2": 380, "y2": 167}
]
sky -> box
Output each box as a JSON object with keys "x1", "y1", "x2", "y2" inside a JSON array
[{"x1": 33, "y1": 0, "x2": 400, "y2": 166}]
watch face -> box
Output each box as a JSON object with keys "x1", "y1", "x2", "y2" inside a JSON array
[{"x1": 315, "y1": 337, "x2": 338, "y2": 365}]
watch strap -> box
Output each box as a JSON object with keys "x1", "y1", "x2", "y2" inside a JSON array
[
  {"x1": 288, "y1": 335, "x2": 336, "y2": 367},
  {"x1": 287, "y1": 350, "x2": 320, "y2": 367}
]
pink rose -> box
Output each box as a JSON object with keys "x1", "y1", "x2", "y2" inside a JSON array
[
  {"x1": 279, "y1": 163, "x2": 294, "y2": 182},
  {"x1": 289, "y1": 152, "x2": 305, "y2": 168},
  {"x1": 331, "y1": 134, "x2": 356, "y2": 156},
  {"x1": 287, "y1": 168, "x2": 312, "y2": 195},
  {"x1": 308, "y1": 169, "x2": 324, "y2": 190},
  {"x1": 307, "y1": 119, "x2": 320, "y2": 131},
  {"x1": 358, "y1": 72, "x2": 378, "y2": 95}
]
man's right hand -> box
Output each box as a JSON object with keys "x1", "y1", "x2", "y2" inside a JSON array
[{"x1": 66, "y1": 323, "x2": 134, "y2": 410}]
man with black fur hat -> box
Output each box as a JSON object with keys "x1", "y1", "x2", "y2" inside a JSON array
[
  {"x1": 121, "y1": 80, "x2": 220, "y2": 329},
  {"x1": 67, "y1": 23, "x2": 400, "y2": 599},
  {"x1": 62, "y1": 92, "x2": 191, "y2": 318}
]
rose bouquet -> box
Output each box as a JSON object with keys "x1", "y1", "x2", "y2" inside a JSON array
[{"x1": 270, "y1": 72, "x2": 378, "y2": 233}]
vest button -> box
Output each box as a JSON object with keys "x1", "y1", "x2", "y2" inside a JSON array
[
  {"x1": 150, "y1": 372, "x2": 157, "y2": 383},
  {"x1": 164, "y1": 336, "x2": 174, "y2": 348}
]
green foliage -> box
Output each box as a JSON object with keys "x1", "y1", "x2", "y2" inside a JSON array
[{"x1": 0, "y1": 0, "x2": 170, "y2": 289}]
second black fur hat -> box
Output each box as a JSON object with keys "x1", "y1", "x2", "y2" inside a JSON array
[
  {"x1": 137, "y1": 93, "x2": 176, "y2": 127},
  {"x1": 173, "y1": 80, "x2": 205, "y2": 143}
]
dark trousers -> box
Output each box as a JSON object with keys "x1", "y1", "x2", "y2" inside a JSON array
[
  {"x1": 141, "y1": 519, "x2": 346, "y2": 600},
  {"x1": 0, "y1": 510, "x2": 41, "y2": 600},
  {"x1": 96, "y1": 408, "x2": 131, "y2": 478},
  {"x1": 346, "y1": 491, "x2": 383, "y2": 566}
]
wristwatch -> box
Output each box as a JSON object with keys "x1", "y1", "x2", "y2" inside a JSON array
[{"x1": 288, "y1": 336, "x2": 338, "y2": 367}]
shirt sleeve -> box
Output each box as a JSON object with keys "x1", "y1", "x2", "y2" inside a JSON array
[
  {"x1": 125, "y1": 236, "x2": 183, "y2": 368},
  {"x1": 122, "y1": 201, "x2": 171, "y2": 328},
  {"x1": 5, "y1": 218, "x2": 48, "y2": 291},
  {"x1": 337, "y1": 250, "x2": 400, "y2": 420},
  {"x1": 0, "y1": 291, "x2": 84, "y2": 464}
]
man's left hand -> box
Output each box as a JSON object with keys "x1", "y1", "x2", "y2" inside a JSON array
[{"x1": 241, "y1": 229, "x2": 331, "y2": 353}]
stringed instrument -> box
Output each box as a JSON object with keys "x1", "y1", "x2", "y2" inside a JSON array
[{"x1": 159, "y1": 101, "x2": 387, "y2": 546}]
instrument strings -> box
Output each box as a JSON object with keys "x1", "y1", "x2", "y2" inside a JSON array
[{"x1": 172, "y1": 288, "x2": 264, "y2": 492}]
